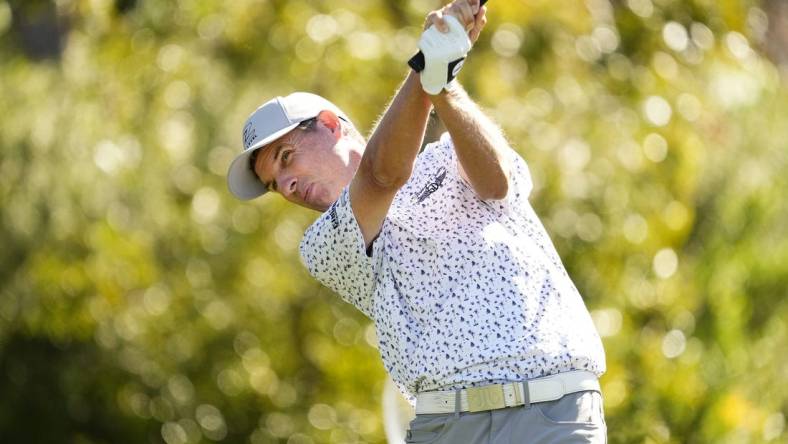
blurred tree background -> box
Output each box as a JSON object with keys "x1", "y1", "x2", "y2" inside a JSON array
[{"x1": 1, "y1": 0, "x2": 786, "y2": 443}]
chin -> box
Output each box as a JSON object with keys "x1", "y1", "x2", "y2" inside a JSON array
[
  {"x1": 304, "y1": 187, "x2": 341, "y2": 213},
  {"x1": 316, "y1": 203, "x2": 331, "y2": 212},
  {"x1": 306, "y1": 197, "x2": 332, "y2": 213}
]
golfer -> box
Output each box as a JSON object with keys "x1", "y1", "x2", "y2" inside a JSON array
[{"x1": 227, "y1": 1, "x2": 607, "y2": 442}]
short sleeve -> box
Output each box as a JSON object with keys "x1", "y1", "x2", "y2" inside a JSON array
[
  {"x1": 299, "y1": 187, "x2": 377, "y2": 318},
  {"x1": 506, "y1": 150, "x2": 534, "y2": 205},
  {"x1": 436, "y1": 132, "x2": 534, "y2": 207}
]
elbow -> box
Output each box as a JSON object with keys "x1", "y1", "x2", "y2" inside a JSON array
[
  {"x1": 475, "y1": 162, "x2": 511, "y2": 200},
  {"x1": 488, "y1": 187, "x2": 509, "y2": 201},
  {"x1": 359, "y1": 156, "x2": 411, "y2": 191},
  {"x1": 476, "y1": 181, "x2": 509, "y2": 201},
  {"x1": 370, "y1": 171, "x2": 410, "y2": 190},
  {"x1": 473, "y1": 172, "x2": 510, "y2": 200}
]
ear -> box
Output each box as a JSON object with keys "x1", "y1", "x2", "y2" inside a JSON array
[{"x1": 316, "y1": 110, "x2": 341, "y2": 140}]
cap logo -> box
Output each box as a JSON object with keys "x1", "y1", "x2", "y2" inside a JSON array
[{"x1": 243, "y1": 121, "x2": 257, "y2": 149}]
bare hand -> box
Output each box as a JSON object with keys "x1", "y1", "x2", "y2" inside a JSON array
[{"x1": 424, "y1": 0, "x2": 488, "y2": 45}]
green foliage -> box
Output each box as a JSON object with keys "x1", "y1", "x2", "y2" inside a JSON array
[{"x1": 0, "y1": 0, "x2": 786, "y2": 443}]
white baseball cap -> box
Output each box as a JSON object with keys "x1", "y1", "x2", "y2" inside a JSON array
[{"x1": 227, "y1": 92, "x2": 349, "y2": 200}]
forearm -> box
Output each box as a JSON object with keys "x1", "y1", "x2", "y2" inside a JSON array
[
  {"x1": 430, "y1": 83, "x2": 511, "y2": 199},
  {"x1": 360, "y1": 70, "x2": 432, "y2": 189}
]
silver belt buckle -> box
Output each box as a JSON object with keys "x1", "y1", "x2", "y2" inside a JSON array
[{"x1": 466, "y1": 385, "x2": 506, "y2": 412}]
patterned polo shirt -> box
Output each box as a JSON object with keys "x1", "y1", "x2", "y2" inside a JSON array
[{"x1": 300, "y1": 133, "x2": 606, "y2": 405}]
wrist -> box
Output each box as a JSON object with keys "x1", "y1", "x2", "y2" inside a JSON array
[
  {"x1": 406, "y1": 70, "x2": 433, "y2": 105},
  {"x1": 427, "y1": 80, "x2": 461, "y2": 102}
]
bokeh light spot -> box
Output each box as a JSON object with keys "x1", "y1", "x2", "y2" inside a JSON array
[
  {"x1": 161, "y1": 421, "x2": 188, "y2": 444},
  {"x1": 591, "y1": 308, "x2": 623, "y2": 337},
  {"x1": 167, "y1": 374, "x2": 195, "y2": 406},
  {"x1": 265, "y1": 413, "x2": 294, "y2": 438},
  {"x1": 643, "y1": 95, "x2": 672, "y2": 126},
  {"x1": 192, "y1": 187, "x2": 221, "y2": 224},
  {"x1": 676, "y1": 93, "x2": 702, "y2": 121},
  {"x1": 653, "y1": 248, "x2": 678, "y2": 279},
  {"x1": 576, "y1": 212, "x2": 603, "y2": 242},
  {"x1": 652, "y1": 51, "x2": 678, "y2": 80},
  {"x1": 158, "y1": 44, "x2": 184, "y2": 72},
  {"x1": 602, "y1": 378, "x2": 628, "y2": 408},
  {"x1": 662, "y1": 329, "x2": 687, "y2": 358},
  {"x1": 0, "y1": 2, "x2": 11, "y2": 35},
  {"x1": 725, "y1": 31, "x2": 752, "y2": 60},
  {"x1": 623, "y1": 213, "x2": 648, "y2": 244},
  {"x1": 663, "y1": 22, "x2": 689, "y2": 52},
  {"x1": 690, "y1": 22, "x2": 714, "y2": 50},
  {"x1": 626, "y1": 0, "x2": 653, "y2": 18},
  {"x1": 346, "y1": 31, "x2": 382, "y2": 60},
  {"x1": 307, "y1": 14, "x2": 338, "y2": 43},
  {"x1": 164, "y1": 81, "x2": 192, "y2": 109},
  {"x1": 643, "y1": 133, "x2": 668, "y2": 163},
  {"x1": 196, "y1": 404, "x2": 227, "y2": 441},
  {"x1": 763, "y1": 412, "x2": 786, "y2": 441},
  {"x1": 198, "y1": 15, "x2": 225, "y2": 41},
  {"x1": 308, "y1": 404, "x2": 337, "y2": 430},
  {"x1": 592, "y1": 26, "x2": 619, "y2": 54},
  {"x1": 492, "y1": 24, "x2": 523, "y2": 58},
  {"x1": 575, "y1": 36, "x2": 601, "y2": 63},
  {"x1": 559, "y1": 138, "x2": 591, "y2": 173},
  {"x1": 143, "y1": 285, "x2": 172, "y2": 316}
]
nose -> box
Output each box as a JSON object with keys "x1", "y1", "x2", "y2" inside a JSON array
[{"x1": 276, "y1": 174, "x2": 298, "y2": 198}]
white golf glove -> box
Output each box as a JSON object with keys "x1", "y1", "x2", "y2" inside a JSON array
[{"x1": 418, "y1": 15, "x2": 472, "y2": 95}]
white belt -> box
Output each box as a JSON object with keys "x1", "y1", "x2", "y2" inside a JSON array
[{"x1": 415, "y1": 370, "x2": 600, "y2": 414}]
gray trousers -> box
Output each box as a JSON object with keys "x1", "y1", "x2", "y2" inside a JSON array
[{"x1": 405, "y1": 390, "x2": 606, "y2": 444}]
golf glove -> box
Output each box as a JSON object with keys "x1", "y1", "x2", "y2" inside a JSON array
[{"x1": 418, "y1": 15, "x2": 472, "y2": 95}]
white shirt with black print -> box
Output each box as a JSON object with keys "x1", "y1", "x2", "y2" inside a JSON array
[{"x1": 300, "y1": 132, "x2": 606, "y2": 405}]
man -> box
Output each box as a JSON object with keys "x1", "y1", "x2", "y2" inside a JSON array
[{"x1": 227, "y1": 1, "x2": 607, "y2": 442}]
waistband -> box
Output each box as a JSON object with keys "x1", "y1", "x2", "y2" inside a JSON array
[{"x1": 415, "y1": 370, "x2": 600, "y2": 415}]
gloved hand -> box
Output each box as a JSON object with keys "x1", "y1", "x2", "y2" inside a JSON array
[{"x1": 418, "y1": 15, "x2": 472, "y2": 95}]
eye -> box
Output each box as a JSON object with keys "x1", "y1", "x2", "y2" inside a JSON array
[{"x1": 281, "y1": 150, "x2": 292, "y2": 163}]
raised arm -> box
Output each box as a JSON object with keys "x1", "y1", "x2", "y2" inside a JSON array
[
  {"x1": 429, "y1": 82, "x2": 512, "y2": 200},
  {"x1": 349, "y1": 0, "x2": 487, "y2": 248},
  {"x1": 349, "y1": 72, "x2": 432, "y2": 247},
  {"x1": 421, "y1": 2, "x2": 511, "y2": 201}
]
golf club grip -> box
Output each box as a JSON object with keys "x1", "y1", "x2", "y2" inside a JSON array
[{"x1": 408, "y1": 0, "x2": 489, "y2": 72}]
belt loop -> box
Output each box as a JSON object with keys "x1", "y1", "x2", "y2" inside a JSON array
[
  {"x1": 454, "y1": 389, "x2": 462, "y2": 418},
  {"x1": 521, "y1": 381, "x2": 530, "y2": 409}
]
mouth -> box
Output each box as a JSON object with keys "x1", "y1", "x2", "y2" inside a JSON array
[{"x1": 303, "y1": 183, "x2": 313, "y2": 202}]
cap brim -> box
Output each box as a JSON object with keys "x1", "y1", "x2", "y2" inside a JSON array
[{"x1": 227, "y1": 122, "x2": 299, "y2": 200}]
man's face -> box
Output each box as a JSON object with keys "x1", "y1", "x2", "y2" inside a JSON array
[{"x1": 252, "y1": 114, "x2": 356, "y2": 212}]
